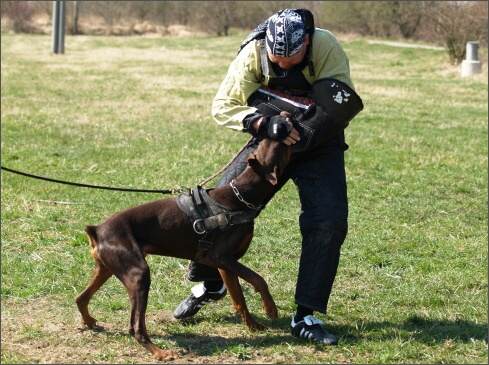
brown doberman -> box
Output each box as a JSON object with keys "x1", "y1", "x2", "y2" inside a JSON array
[{"x1": 75, "y1": 134, "x2": 292, "y2": 361}]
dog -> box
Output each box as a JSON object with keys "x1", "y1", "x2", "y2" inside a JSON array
[{"x1": 75, "y1": 133, "x2": 292, "y2": 361}]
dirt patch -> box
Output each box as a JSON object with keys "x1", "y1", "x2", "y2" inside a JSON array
[{"x1": 1, "y1": 296, "x2": 306, "y2": 364}]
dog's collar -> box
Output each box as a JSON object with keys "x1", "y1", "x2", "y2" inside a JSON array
[{"x1": 230, "y1": 180, "x2": 264, "y2": 211}]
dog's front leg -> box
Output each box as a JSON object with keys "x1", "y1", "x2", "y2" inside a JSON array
[
  {"x1": 118, "y1": 264, "x2": 179, "y2": 361},
  {"x1": 218, "y1": 267, "x2": 267, "y2": 331},
  {"x1": 217, "y1": 255, "x2": 278, "y2": 321}
]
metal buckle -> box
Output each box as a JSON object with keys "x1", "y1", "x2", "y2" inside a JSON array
[{"x1": 192, "y1": 219, "x2": 206, "y2": 235}]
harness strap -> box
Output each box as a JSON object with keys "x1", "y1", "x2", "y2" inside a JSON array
[
  {"x1": 193, "y1": 211, "x2": 255, "y2": 235},
  {"x1": 191, "y1": 185, "x2": 208, "y2": 213},
  {"x1": 259, "y1": 39, "x2": 270, "y2": 79},
  {"x1": 176, "y1": 185, "x2": 256, "y2": 235}
]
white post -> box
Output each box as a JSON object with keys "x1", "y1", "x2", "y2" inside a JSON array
[{"x1": 461, "y1": 42, "x2": 482, "y2": 77}]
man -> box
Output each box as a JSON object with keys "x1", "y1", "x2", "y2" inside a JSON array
[{"x1": 173, "y1": 8, "x2": 362, "y2": 345}]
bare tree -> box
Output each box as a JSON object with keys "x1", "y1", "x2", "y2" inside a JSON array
[
  {"x1": 1, "y1": 1, "x2": 35, "y2": 33},
  {"x1": 195, "y1": 1, "x2": 234, "y2": 36},
  {"x1": 172, "y1": 1, "x2": 192, "y2": 26},
  {"x1": 29, "y1": 1, "x2": 52, "y2": 17},
  {"x1": 321, "y1": 2, "x2": 393, "y2": 36},
  {"x1": 85, "y1": 1, "x2": 131, "y2": 34},
  {"x1": 389, "y1": 1, "x2": 423, "y2": 39},
  {"x1": 425, "y1": 1, "x2": 488, "y2": 64},
  {"x1": 72, "y1": 1, "x2": 79, "y2": 35}
]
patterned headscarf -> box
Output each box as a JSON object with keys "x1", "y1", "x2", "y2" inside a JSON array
[{"x1": 265, "y1": 9, "x2": 306, "y2": 58}]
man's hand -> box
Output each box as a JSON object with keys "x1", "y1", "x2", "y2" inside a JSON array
[{"x1": 255, "y1": 112, "x2": 300, "y2": 145}]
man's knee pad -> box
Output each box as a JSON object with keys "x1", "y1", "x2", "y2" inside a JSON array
[{"x1": 300, "y1": 224, "x2": 348, "y2": 257}]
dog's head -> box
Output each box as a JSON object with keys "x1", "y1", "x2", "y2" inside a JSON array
[{"x1": 247, "y1": 138, "x2": 291, "y2": 185}]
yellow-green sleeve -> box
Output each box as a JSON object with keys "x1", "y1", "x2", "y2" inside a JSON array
[
  {"x1": 305, "y1": 29, "x2": 354, "y2": 90},
  {"x1": 211, "y1": 41, "x2": 263, "y2": 131}
]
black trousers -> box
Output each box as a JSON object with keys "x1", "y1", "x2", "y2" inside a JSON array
[{"x1": 189, "y1": 133, "x2": 349, "y2": 313}]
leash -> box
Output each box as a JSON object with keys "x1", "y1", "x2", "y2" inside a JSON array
[
  {"x1": 1, "y1": 137, "x2": 254, "y2": 195},
  {"x1": 198, "y1": 136, "x2": 253, "y2": 187},
  {"x1": 0, "y1": 166, "x2": 185, "y2": 195}
]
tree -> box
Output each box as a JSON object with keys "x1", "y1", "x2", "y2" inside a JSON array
[
  {"x1": 196, "y1": 1, "x2": 233, "y2": 36},
  {"x1": 389, "y1": 1, "x2": 423, "y2": 39},
  {"x1": 85, "y1": 1, "x2": 131, "y2": 34},
  {"x1": 321, "y1": 2, "x2": 393, "y2": 37},
  {"x1": 1, "y1": 1, "x2": 35, "y2": 33},
  {"x1": 424, "y1": 1, "x2": 488, "y2": 64}
]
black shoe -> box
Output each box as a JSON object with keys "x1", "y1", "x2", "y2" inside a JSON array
[
  {"x1": 173, "y1": 283, "x2": 226, "y2": 319},
  {"x1": 291, "y1": 315, "x2": 338, "y2": 345}
]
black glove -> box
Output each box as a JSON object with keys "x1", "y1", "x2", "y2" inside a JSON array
[{"x1": 257, "y1": 115, "x2": 293, "y2": 141}]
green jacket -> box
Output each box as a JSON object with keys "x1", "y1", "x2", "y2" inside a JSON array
[{"x1": 212, "y1": 28, "x2": 354, "y2": 131}]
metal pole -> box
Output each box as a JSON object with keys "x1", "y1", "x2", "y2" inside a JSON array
[
  {"x1": 51, "y1": 1, "x2": 65, "y2": 54},
  {"x1": 57, "y1": 0, "x2": 65, "y2": 54}
]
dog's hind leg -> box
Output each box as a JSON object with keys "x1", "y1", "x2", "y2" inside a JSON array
[
  {"x1": 76, "y1": 225, "x2": 114, "y2": 327},
  {"x1": 99, "y1": 242, "x2": 179, "y2": 361},
  {"x1": 75, "y1": 259, "x2": 113, "y2": 328}
]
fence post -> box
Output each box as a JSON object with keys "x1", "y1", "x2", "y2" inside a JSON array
[{"x1": 461, "y1": 42, "x2": 482, "y2": 77}]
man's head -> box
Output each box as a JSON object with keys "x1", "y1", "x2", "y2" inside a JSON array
[{"x1": 266, "y1": 9, "x2": 309, "y2": 69}]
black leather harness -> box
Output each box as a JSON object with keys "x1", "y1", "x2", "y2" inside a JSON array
[
  {"x1": 177, "y1": 185, "x2": 256, "y2": 235},
  {"x1": 176, "y1": 185, "x2": 257, "y2": 261}
]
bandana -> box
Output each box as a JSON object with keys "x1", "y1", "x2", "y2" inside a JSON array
[{"x1": 266, "y1": 9, "x2": 305, "y2": 58}]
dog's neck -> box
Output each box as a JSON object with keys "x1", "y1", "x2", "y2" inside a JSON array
[
  {"x1": 231, "y1": 167, "x2": 273, "y2": 209},
  {"x1": 209, "y1": 167, "x2": 274, "y2": 212},
  {"x1": 209, "y1": 139, "x2": 291, "y2": 212}
]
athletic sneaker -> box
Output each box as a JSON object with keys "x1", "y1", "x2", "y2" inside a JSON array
[
  {"x1": 291, "y1": 314, "x2": 338, "y2": 345},
  {"x1": 173, "y1": 283, "x2": 227, "y2": 319}
]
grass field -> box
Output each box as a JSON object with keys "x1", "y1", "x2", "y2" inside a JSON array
[{"x1": 1, "y1": 31, "x2": 487, "y2": 364}]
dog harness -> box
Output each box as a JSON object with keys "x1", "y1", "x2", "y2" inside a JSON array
[{"x1": 176, "y1": 185, "x2": 257, "y2": 235}]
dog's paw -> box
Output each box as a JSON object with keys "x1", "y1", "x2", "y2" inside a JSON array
[
  {"x1": 153, "y1": 349, "x2": 180, "y2": 362},
  {"x1": 245, "y1": 319, "x2": 269, "y2": 331},
  {"x1": 262, "y1": 301, "x2": 278, "y2": 319},
  {"x1": 82, "y1": 316, "x2": 97, "y2": 328}
]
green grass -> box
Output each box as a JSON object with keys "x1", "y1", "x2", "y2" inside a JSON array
[{"x1": 1, "y1": 32, "x2": 487, "y2": 364}]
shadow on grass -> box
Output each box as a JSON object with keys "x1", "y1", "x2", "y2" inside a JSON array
[
  {"x1": 81, "y1": 314, "x2": 488, "y2": 357},
  {"x1": 334, "y1": 315, "x2": 488, "y2": 345},
  {"x1": 162, "y1": 314, "x2": 488, "y2": 356}
]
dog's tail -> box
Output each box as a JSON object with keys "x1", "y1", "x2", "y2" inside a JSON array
[{"x1": 85, "y1": 225, "x2": 99, "y2": 260}]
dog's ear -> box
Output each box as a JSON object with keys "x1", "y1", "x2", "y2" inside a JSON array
[
  {"x1": 247, "y1": 153, "x2": 258, "y2": 169},
  {"x1": 264, "y1": 166, "x2": 279, "y2": 185}
]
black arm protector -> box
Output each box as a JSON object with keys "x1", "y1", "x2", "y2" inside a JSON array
[{"x1": 247, "y1": 78, "x2": 363, "y2": 152}]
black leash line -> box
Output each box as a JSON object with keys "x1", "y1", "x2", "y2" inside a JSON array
[
  {"x1": 1, "y1": 140, "x2": 253, "y2": 195},
  {"x1": 1, "y1": 166, "x2": 186, "y2": 195}
]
